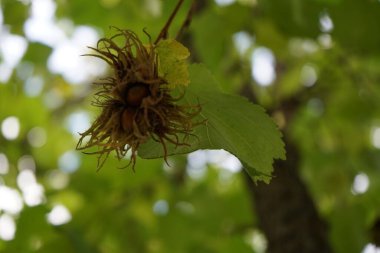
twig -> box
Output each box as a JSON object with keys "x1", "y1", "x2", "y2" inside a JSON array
[
  {"x1": 154, "y1": 0, "x2": 186, "y2": 44},
  {"x1": 176, "y1": 0, "x2": 196, "y2": 40}
]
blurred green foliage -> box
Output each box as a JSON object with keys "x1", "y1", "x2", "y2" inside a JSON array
[{"x1": 1, "y1": 0, "x2": 380, "y2": 252}]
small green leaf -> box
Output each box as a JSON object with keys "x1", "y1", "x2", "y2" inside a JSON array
[
  {"x1": 156, "y1": 39, "x2": 190, "y2": 88},
  {"x1": 139, "y1": 64, "x2": 285, "y2": 182}
]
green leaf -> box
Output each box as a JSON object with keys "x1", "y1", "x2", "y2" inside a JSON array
[
  {"x1": 138, "y1": 64, "x2": 285, "y2": 182},
  {"x1": 156, "y1": 39, "x2": 190, "y2": 88}
]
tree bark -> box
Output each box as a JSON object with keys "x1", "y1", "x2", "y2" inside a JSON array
[
  {"x1": 241, "y1": 85, "x2": 332, "y2": 253},
  {"x1": 244, "y1": 141, "x2": 331, "y2": 253}
]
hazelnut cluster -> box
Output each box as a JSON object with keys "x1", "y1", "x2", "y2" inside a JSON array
[{"x1": 76, "y1": 29, "x2": 200, "y2": 170}]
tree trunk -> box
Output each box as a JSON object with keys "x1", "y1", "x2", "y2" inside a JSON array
[
  {"x1": 244, "y1": 141, "x2": 331, "y2": 253},
  {"x1": 241, "y1": 85, "x2": 332, "y2": 253}
]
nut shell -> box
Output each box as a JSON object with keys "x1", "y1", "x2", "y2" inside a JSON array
[
  {"x1": 126, "y1": 83, "x2": 149, "y2": 107},
  {"x1": 121, "y1": 108, "x2": 136, "y2": 132}
]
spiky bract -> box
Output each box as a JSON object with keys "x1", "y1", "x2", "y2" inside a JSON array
[{"x1": 76, "y1": 29, "x2": 200, "y2": 170}]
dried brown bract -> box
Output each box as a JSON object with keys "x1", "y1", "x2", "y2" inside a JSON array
[{"x1": 76, "y1": 29, "x2": 201, "y2": 170}]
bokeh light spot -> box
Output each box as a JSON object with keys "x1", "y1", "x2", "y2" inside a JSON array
[
  {"x1": 207, "y1": 150, "x2": 242, "y2": 172},
  {"x1": 27, "y1": 127, "x2": 47, "y2": 148},
  {"x1": 0, "y1": 186, "x2": 24, "y2": 215},
  {"x1": 18, "y1": 155, "x2": 36, "y2": 171},
  {"x1": 46, "y1": 170, "x2": 69, "y2": 190},
  {"x1": 17, "y1": 170, "x2": 37, "y2": 191},
  {"x1": 300, "y1": 64, "x2": 318, "y2": 87},
  {"x1": 0, "y1": 64, "x2": 13, "y2": 83},
  {"x1": 371, "y1": 127, "x2": 380, "y2": 149},
  {"x1": 0, "y1": 214, "x2": 16, "y2": 241},
  {"x1": 47, "y1": 26, "x2": 106, "y2": 84},
  {"x1": 319, "y1": 12, "x2": 334, "y2": 33},
  {"x1": 58, "y1": 150, "x2": 81, "y2": 173},
  {"x1": 17, "y1": 168, "x2": 45, "y2": 206},
  {"x1": 1, "y1": 116, "x2": 20, "y2": 140},
  {"x1": 351, "y1": 172, "x2": 369, "y2": 195},
  {"x1": 22, "y1": 183, "x2": 45, "y2": 206},
  {"x1": 251, "y1": 47, "x2": 276, "y2": 86},
  {"x1": 362, "y1": 243, "x2": 380, "y2": 253},
  {"x1": 215, "y1": 0, "x2": 235, "y2": 6},
  {"x1": 0, "y1": 33, "x2": 28, "y2": 67},
  {"x1": 233, "y1": 31, "x2": 254, "y2": 55},
  {"x1": 144, "y1": 0, "x2": 161, "y2": 17},
  {"x1": 43, "y1": 89, "x2": 64, "y2": 109},
  {"x1": 318, "y1": 34, "x2": 333, "y2": 49},
  {"x1": 47, "y1": 204, "x2": 72, "y2": 226},
  {"x1": 246, "y1": 229, "x2": 267, "y2": 253},
  {"x1": 0, "y1": 154, "x2": 9, "y2": 175},
  {"x1": 65, "y1": 111, "x2": 91, "y2": 137},
  {"x1": 16, "y1": 61, "x2": 34, "y2": 81},
  {"x1": 24, "y1": 0, "x2": 65, "y2": 47},
  {"x1": 24, "y1": 76, "x2": 44, "y2": 97},
  {"x1": 187, "y1": 150, "x2": 208, "y2": 180},
  {"x1": 153, "y1": 200, "x2": 169, "y2": 216}
]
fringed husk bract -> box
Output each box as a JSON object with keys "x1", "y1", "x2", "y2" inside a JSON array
[{"x1": 76, "y1": 29, "x2": 200, "y2": 170}]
